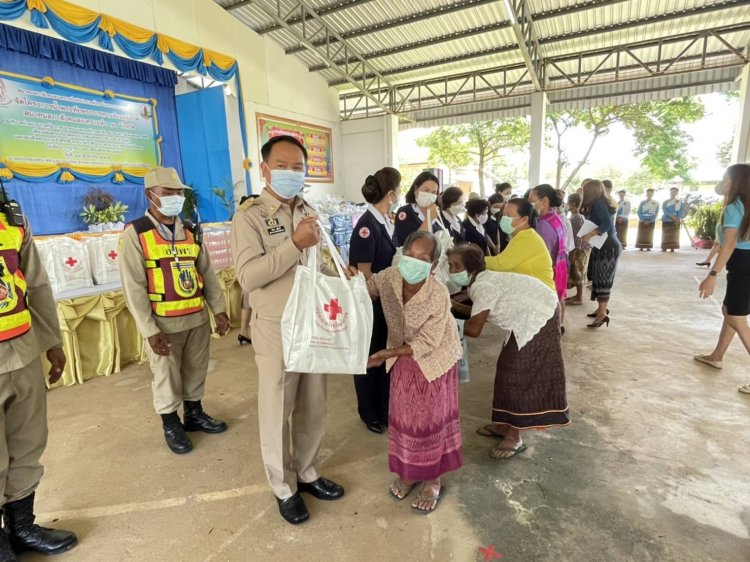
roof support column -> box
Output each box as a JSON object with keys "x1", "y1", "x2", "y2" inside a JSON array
[
  {"x1": 732, "y1": 64, "x2": 750, "y2": 164},
  {"x1": 529, "y1": 91, "x2": 548, "y2": 187}
]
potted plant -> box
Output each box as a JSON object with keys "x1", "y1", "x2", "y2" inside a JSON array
[
  {"x1": 687, "y1": 202, "x2": 723, "y2": 249},
  {"x1": 80, "y1": 204, "x2": 104, "y2": 232},
  {"x1": 80, "y1": 188, "x2": 129, "y2": 232}
]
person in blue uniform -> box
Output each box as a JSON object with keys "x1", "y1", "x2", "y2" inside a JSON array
[
  {"x1": 349, "y1": 167, "x2": 401, "y2": 434},
  {"x1": 463, "y1": 198, "x2": 491, "y2": 255},
  {"x1": 394, "y1": 172, "x2": 440, "y2": 246},
  {"x1": 636, "y1": 188, "x2": 659, "y2": 250},
  {"x1": 433, "y1": 186, "x2": 466, "y2": 243},
  {"x1": 661, "y1": 187, "x2": 685, "y2": 252}
]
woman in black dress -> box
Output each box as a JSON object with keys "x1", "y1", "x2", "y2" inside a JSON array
[
  {"x1": 486, "y1": 193, "x2": 507, "y2": 253},
  {"x1": 394, "y1": 172, "x2": 440, "y2": 246},
  {"x1": 349, "y1": 167, "x2": 401, "y2": 433},
  {"x1": 462, "y1": 198, "x2": 491, "y2": 256},
  {"x1": 434, "y1": 186, "x2": 466, "y2": 244}
]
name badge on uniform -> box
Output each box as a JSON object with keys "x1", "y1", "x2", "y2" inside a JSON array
[{"x1": 265, "y1": 218, "x2": 286, "y2": 236}]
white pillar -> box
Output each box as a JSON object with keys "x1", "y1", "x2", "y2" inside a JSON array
[
  {"x1": 529, "y1": 91, "x2": 548, "y2": 187},
  {"x1": 732, "y1": 64, "x2": 750, "y2": 164},
  {"x1": 341, "y1": 115, "x2": 400, "y2": 202}
]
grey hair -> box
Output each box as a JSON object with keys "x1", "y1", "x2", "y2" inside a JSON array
[{"x1": 403, "y1": 231, "x2": 440, "y2": 264}]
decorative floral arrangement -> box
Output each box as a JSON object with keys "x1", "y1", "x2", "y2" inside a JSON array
[{"x1": 80, "y1": 188, "x2": 128, "y2": 231}]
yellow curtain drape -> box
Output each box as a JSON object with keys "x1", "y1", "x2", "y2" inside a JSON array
[{"x1": 43, "y1": 0, "x2": 99, "y2": 26}]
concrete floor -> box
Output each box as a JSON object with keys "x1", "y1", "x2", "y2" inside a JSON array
[{"x1": 30, "y1": 245, "x2": 749, "y2": 562}]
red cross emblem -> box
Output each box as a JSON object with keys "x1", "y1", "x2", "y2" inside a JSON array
[
  {"x1": 359, "y1": 227, "x2": 370, "y2": 239},
  {"x1": 398, "y1": 211, "x2": 407, "y2": 221},
  {"x1": 65, "y1": 257, "x2": 78, "y2": 268},
  {"x1": 107, "y1": 250, "x2": 118, "y2": 261},
  {"x1": 324, "y1": 298, "x2": 342, "y2": 320},
  {"x1": 478, "y1": 545, "x2": 503, "y2": 561}
]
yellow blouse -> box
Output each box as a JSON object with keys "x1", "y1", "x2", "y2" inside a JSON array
[{"x1": 485, "y1": 228, "x2": 555, "y2": 291}]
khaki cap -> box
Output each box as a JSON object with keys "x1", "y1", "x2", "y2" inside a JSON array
[{"x1": 144, "y1": 167, "x2": 190, "y2": 190}]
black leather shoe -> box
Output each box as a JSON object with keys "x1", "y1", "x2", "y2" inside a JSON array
[
  {"x1": 161, "y1": 413, "x2": 193, "y2": 454},
  {"x1": 276, "y1": 493, "x2": 309, "y2": 525},
  {"x1": 183, "y1": 401, "x2": 227, "y2": 434},
  {"x1": 3, "y1": 493, "x2": 77, "y2": 556},
  {"x1": 0, "y1": 527, "x2": 18, "y2": 561},
  {"x1": 297, "y1": 478, "x2": 345, "y2": 501},
  {"x1": 365, "y1": 421, "x2": 384, "y2": 434}
]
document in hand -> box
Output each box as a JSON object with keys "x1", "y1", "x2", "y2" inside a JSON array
[
  {"x1": 281, "y1": 221, "x2": 373, "y2": 374},
  {"x1": 578, "y1": 219, "x2": 609, "y2": 249}
]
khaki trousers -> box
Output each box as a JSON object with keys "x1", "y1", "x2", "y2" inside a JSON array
[
  {"x1": 252, "y1": 314, "x2": 327, "y2": 500},
  {"x1": 146, "y1": 323, "x2": 210, "y2": 415},
  {"x1": 0, "y1": 358, "x2": 48, "y2": 506}
]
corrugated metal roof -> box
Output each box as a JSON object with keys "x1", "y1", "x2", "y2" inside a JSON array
[{"x1": 216, "y1": 0, "x2": 750, "y2": 121}]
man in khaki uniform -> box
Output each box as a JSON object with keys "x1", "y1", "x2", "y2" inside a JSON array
[
  {"x1": 119, "y1": 167, "x2": 230, "y2": 455},
  {"x1": 0, "y1": 190, "x2": 77, "y2": 560},
  {"x1": 231, "y1": 136, "x2": 344, "y2": 526}
]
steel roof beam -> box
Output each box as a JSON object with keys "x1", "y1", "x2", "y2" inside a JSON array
[
  {"x1": 503, "y1": 0, "x2": 544, "y2": 90},
  {"x1": 285, "y1": 0, "x2": 497, "y2": 55},
  {"x1": 243, "y1": 0, "x2": 409, "y2": 117},
  {"x1": 250, "y1": 0, "x2": 376, "y2": 34},
  {"x1": 328, "y1": 0, "x2": 750, "y2": 86}
]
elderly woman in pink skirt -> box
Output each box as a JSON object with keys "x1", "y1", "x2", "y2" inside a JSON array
[{"x1": 364, "y1": 231, "x2": 463, "y2": 514}]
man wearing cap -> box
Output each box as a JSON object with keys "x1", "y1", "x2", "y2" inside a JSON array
[
  {"x1": 615, "y1": 189, "x2": 632, "y2": 248},
  {"x1": 231, "y1": 135, "x2": 344, "y2": 526},
  {"x1": 119, "y1": 167, "x2": 230, "y2": 454},
  {"x1": 636, "y1": 188, "x2": 659, "y2": 251},
  {"x1": 0, "y1": 185, "x2": 77, "y2": 559},
  {"x1": 661, "y1": 187, "x2": 685, "y2": 252}
]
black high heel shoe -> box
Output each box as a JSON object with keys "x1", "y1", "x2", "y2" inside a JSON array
[
  {"x1": 238, "y1": 335, "x2": 252, "y2": 346},
  {"x1": 587, "y1": 316, "x2": 610, "y2": 329},
  {"x1": 696, "y1": 261, "x2": 711, "y2": 267},
  {"x1": 586, "y1": 308, "x2": 609, "y2": 318}
]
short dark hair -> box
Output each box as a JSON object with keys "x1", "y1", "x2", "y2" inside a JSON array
[
  {"x1": 488, "y1": 193, "x2": 504, "y2": 206},
  {"x1": 403, "y1": 230, "x2": 440, "y2": 264},
  {"x1": 261, "y1": 135, "x2": 308, "y2": 162},
  {"x1": 646, "y1": 188, "x2": 655, "y2": 193},
  {"x1": 507, "y1": 196, "x2": 538, "y2": 228},
  {"x1": 603, "y1": 179, "x2": 613, "y2": 190},
  {"x1": 466, "y1": 198, "x2": 489, "y2": 218},
  {"x1": 362, "y1": 167, "x2": 401, "y2": 204},
  {"x1": 495, "y1": 182, "x2": 512, "y2": 193},
  {"x1": 405, "y1": 172, "x2": 440, "y2": 205},
  {"x1": 447, "y1": 243, "x2": 486, "y2": 276},
  {"x1": 439, "y1": 186, "x2": 464, "y2": 209},
  {"x1": 531, "y1": 184, "x2": 563, "y2": 208},
  {"x1": 567, "y1": 193, "x2": 582, "y2": 208}
]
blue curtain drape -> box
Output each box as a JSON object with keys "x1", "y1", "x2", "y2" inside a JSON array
[
  {"x1": 0, "y1": 23, "x2": 182, "y2": 235},
  {"x1": 175, "y1": 87, "x2": 233, "y2": 223}
]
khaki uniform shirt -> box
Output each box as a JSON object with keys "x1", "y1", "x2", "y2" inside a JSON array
[
  {"x1": 231, "y1": 188, "x2": 330, "y2": 322},
  {"x1": 119, "y1": 212, "x2": 226, "y2": 338},
  {"x1": 0, "y1": 216, "x2": 62, "y2": 374}
]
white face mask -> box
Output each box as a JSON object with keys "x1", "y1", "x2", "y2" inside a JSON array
[
  {"x1": 151, "y1": 193, "x2": 185, "y2": 217},
  {"x1": 449, "y1": 203, "x2": 464, "y2": 216},
  {"x1": 478, "y1": 213, "x2": 489, "y2": 225},
  {"x1": 490, "y1": 207, "x2": 501, "y2": 215},
  {"x1": 416, "y1": 191, "x2": 438, "y2": 209}
]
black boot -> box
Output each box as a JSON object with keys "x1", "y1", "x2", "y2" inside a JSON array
[
  {"x1": 161, "y1": 412, "x2": 193, "y2": 454},
  {"x1": 3, "y1": 493, "x2": 77, "y2": 556},
  {"x1": 0, "y1": 528, "x2": 18, "y2": 562},
  {"x1": 183, "y1": 401, "x2": 227, "y2": 434}
]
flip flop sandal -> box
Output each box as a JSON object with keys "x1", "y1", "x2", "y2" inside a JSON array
[
  {"x1": 389, "y1": 480, "x2": 420, "y2": 501},
  {"x1": 738, "y1": 384, "x2": 750, "y2": 395},
  {"x1": 693, "y1": 354, "x2": 723, "y2": 370},
  {"x1": 489, "y1": 443, "x2": 528, "y2": 460},
  {"x1": 475, "y1": 424, "x2": 506, "y2": 438},
  {"x1": 565, "y1": 299, "x2": 583, "y2": 306},
  {"x1": 411, "y1": 485, "x2": 446, "y2": 515}
]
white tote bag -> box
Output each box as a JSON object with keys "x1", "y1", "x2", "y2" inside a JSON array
[{"x1": 281, "y1": 222, "x2": 373, "y2": 374}]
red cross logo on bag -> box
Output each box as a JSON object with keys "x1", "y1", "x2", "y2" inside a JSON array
[
  {"x1": 64, "y1": 257, "x2": 79, "y2": 270},
  {"x1": 324, "y1": 298, "x2": 342, "y2": 320},
  {"x1": 107, "y1": 250, "x2": 118, "y2": 262}
]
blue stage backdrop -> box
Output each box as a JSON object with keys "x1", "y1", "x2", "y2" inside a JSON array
[
  {"x1": 175, "y1": 86, "x2": 233, "y2": 223},
  {"x1": 0, "y1": 23, "x2": 182, "y2": 235}
]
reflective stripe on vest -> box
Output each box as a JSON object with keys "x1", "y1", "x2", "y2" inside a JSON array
[
  {"x1": 137, "y1": 226, "x2": 205, "y2": 317},
  {"x1": 0, "y1": 213, "x2": 32, "y2": 341}
]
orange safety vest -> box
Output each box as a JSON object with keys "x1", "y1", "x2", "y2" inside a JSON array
[
  {"x1": 130, "y1": 216, "x2": 205, "y2": 318},
  {"x1": 0, "y1": 212, "x2": 32, "y2": 341}
]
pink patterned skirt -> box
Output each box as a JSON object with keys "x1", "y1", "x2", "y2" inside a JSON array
[{"x1": 388, "y1": 356, "x2": 463, "y2": 481}]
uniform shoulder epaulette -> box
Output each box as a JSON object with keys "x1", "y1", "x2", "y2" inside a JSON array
[{"x1": 239, "y1": 194, "x2": 260, "y2": 213}]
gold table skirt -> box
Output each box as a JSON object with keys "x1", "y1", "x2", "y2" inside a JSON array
[{"x1": 43, "y1": 268, "x2": 243, "y2": 390}]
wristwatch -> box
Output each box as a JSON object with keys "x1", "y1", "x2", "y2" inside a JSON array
[{"x1": 709, "y1": 270, "x2": 718, "y2": 277}]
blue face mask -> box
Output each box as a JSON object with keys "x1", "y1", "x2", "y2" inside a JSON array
[
  {"x1": 398, "y1": 255, "x2": 432, "y2": 285},
  {"x1": 449, "y1": 270, "x2": 470, "y2": 287},
  {"x1": 500, "y1": 215, "x2": 516, "y2": 234},
  {"x1": 270, "y1": 169, "x2": 306, "y2": 199}
]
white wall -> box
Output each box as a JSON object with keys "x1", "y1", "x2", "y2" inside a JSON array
[
  {"x1": 3, "y1": 0, "x2": 345, "y2": 196},
  {"x1": 341, "y1": 115, "x2": 400, "y2": 203}
]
